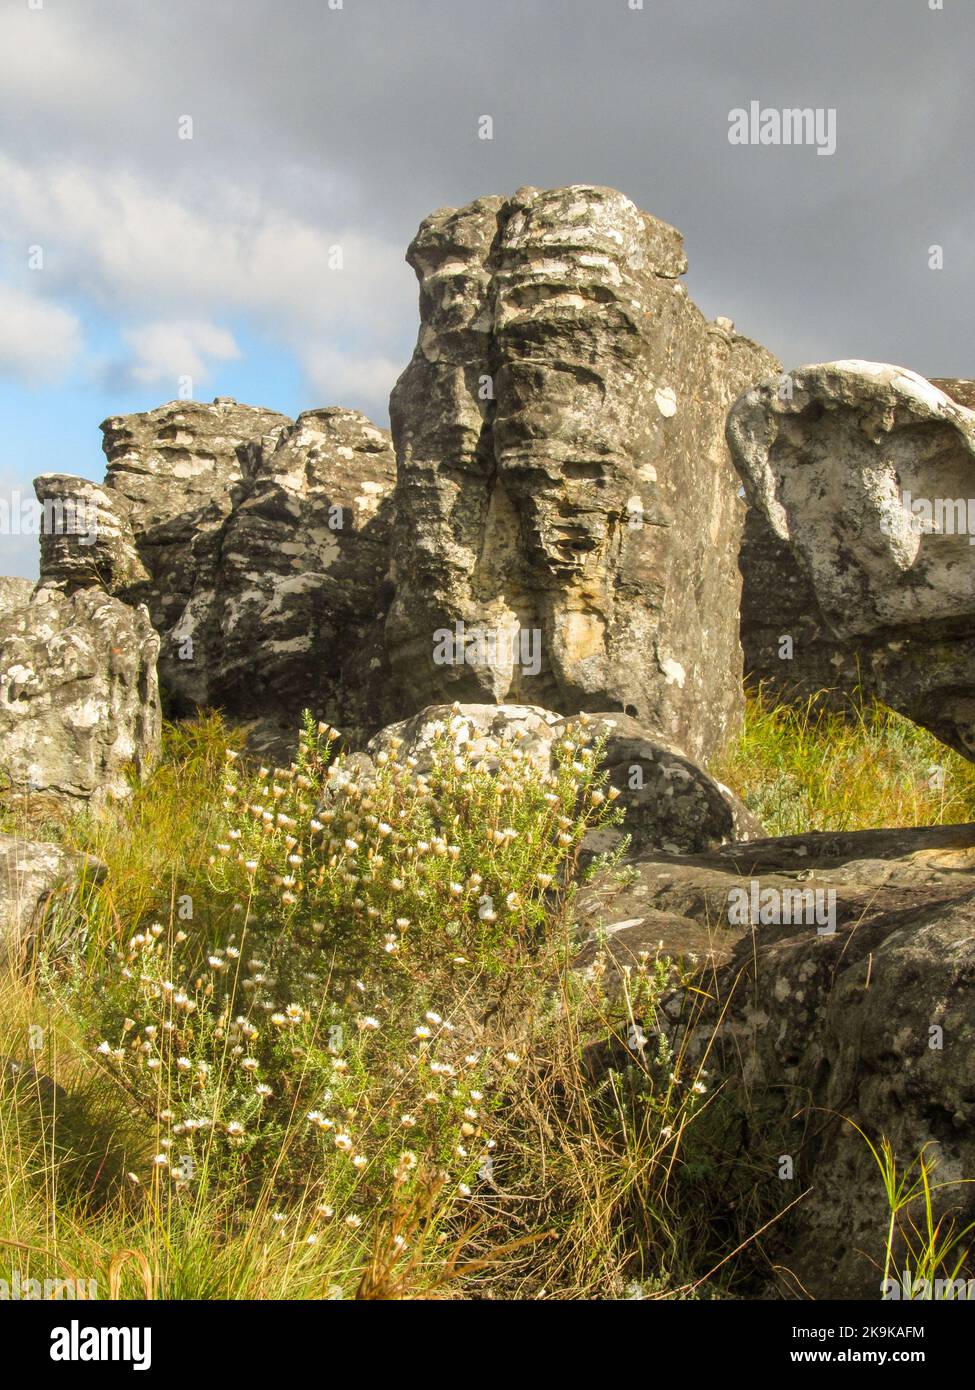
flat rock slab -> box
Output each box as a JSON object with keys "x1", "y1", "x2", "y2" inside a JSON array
[{"x1": 575, "y1": 820, "x2": 975, "y2": 1297}]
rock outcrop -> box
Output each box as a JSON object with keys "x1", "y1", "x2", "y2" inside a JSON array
[
  {"x1": 730, "y1": 362, "x2": 975, "y2": 757},
  {"x1": 368, "y1": 702, "x2": 760, "y2": 855},
  {"x1": 37, "y1": 399, "x2": 399, "y2": 741},
  {"x1": 98, "y1": 397, "x2": 291, "y2": 707},
  {"x1": 387, "y1": 185, "x2": 778, "y2": 764},
  {"x1": 34, "y1": 474, "x2": 148, "y2": 596},
  {"x1": 0, "y1": 585, "x2": 160, "y2": 806},
  {"x1": 575, "y1": 820, "x2": 975, "y2": 1298},
  {"x1": 202, "y1": 408, "x2": 396, "y2": 739}
]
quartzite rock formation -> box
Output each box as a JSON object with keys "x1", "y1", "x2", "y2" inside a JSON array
[
  {"x1": 387, "y1": 185, "x2": 778, "y2": 764},
  {"x1": 0, "y1": 577, "x2": 35, "y2": 616},
  {"x1": 731, "y1": 363, "x2": 975, "y2": 755},
  {"x1": 3, "y1": 183, "x2": 975, "y2": 1303},
  {"x1": 98, "y1": 397, "x2": 291, "y2": 707},
  {"x1": 202, "y1": 408, "x2": 396, "y2": 738},
  {"x1": 39, "y1": 399, "x2": 399, "y2": 743},
  {"x1": 34, "y1": 473, "x2": 148, "y2": 596},
  {"x1": 0, "y1": 584, "x2": 160, "y2": 806}
]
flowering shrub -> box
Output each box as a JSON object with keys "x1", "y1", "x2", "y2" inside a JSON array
[{"x1": 83, "y1": 710, "x2": 623, "y2": 1279}]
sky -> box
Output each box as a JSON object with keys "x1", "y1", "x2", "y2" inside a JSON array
[{"x1": 1, "y1": 0, "x2": 972, "y2": 576}]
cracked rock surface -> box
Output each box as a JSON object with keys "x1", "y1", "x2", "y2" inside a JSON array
[
  {"x1": 387, "y1": 185, "x2": 778, "y2": 763},
  {"x1": 730, "y1": 362, "x2": 975, "y2": 756}
]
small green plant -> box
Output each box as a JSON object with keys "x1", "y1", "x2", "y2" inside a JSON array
[{"x1": 849, "y1": 1121, "x2": 975, "y2": 1300}]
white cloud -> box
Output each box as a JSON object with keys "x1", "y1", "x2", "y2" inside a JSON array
[
  {"x1": 303, "y1": 347, "x2": 405, "y2": 414},
  {"x1": 0, "y1": 154, "x2": 414, "y2": 406},
  {"x1": 121, "y1": 320, "x2": 241, "y2": 387},
  {"x1": 0, "y1": 283, "x2": 82, "y2": 382}
]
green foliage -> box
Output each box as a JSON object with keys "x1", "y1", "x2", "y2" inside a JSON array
[
  {"x1": 5, "y1": 694, "x2": 973, "y2": 1299},
  {"x1": 714, "y1": 687, "x2": 975, "y2": 836}
]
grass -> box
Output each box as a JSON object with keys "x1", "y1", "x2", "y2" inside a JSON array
[
  {"x1": 1, "y1": 691, "x2": 973, "y2": 1300},
  {"x1": 714, "y1": 685, "x2": 975, "y2": 836}
]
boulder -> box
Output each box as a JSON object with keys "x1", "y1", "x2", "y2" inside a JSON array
[
  {"x1": 581, "y1": 712, "x2": 762, "y2": 855},
  {"x1": 575, "y1": 821, "x2": 975, "y2": 1298},
  {"x1": 387, "y1": 185, "x2": 778, "y2": 764},
  {"x1": 729, "y1": 362, "x2": 975, "y2": 756},
  {"x1": 0, "y1": 585, "x2": 160, "y2": 806},
  {"x1": 0, "y1": 834, "x2": 107, "y2": 966},
  {"x1": 368, "y1": 703, "x2": 761, "y2": 855},
  {"x1": 367, "y1": 702, "x2": 564, "y2": 774}
]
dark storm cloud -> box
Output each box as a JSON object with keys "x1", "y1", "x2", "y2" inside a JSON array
[{"x1": 2, "y1": 0, "x2": 973, "y2": 380}]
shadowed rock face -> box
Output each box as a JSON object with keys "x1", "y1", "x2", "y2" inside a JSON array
[
  {"x1": 738, "y1": 506, "x2": 859, "y2": 706},
  {"x1": 730, "y1": 362, "x2": 975, "y2": 758},
  {"x1": 205, "y1": 407, "x2": 397, "y2": 738},
  {"x1": 387, "y1": 185, "x2": 778, "y2": 764}
]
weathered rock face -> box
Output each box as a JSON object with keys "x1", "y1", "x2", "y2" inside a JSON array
[
  {"x1": 0, "y1": 586, "x2": 160, "y2": 806},
  {"x1": 738, "y1": 508, "x2": 859, "y2": 706},
  {"x1": 387, "y1": 185, "x2": 778, "y2": 764},
  {"x1": 203, "y1": 408, "x2": 397, "y2": 737},
  {"x1": 574, "y1": 821, "x2": 975, "y2": 1298},
  {"x1": 0, "y1": 834, "x2": 106, "y2": 967},
  {"x1": 81, "y1": 398, "x2": 398, "y2": 738},
  {"x1": 0, "y1": 577, "x2": 35, "y2": 616},
  {"x1": 368, "y1": 703, "x2": 761, "y2": 855},
  {"x1": 730, "y1": 363, "x2": 975, "y2": 756},
  {"x1": 34, "y1": 474, "x2": 148, "y2": 596},
  {"x1": 99, "y1": 397, "x2": 291, "y2": 702}
]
